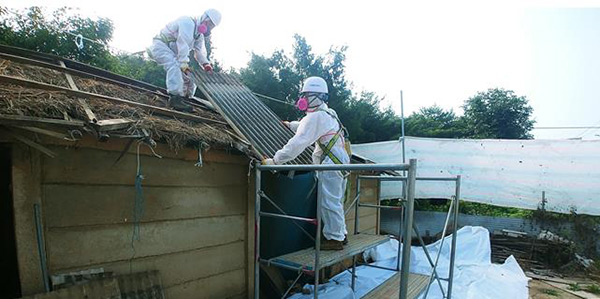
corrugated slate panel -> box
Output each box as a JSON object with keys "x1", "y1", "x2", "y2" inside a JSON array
[{"x1": 193, "y1": 71, "x2": 313, "y2": 164}]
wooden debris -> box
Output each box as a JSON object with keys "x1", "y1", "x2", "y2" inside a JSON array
[
  {"x1": 92, "y1": 119, "x2": 133, "y2": 132},
  {"x1": 3, "y1": 128, "x2": 57, "y2": 158},
  {"x1": 0, "y1": 74, "x2": 228, "y2": 126},
  {"x1": 0, "y1": 114, "x2": 85, "y2": 128}
]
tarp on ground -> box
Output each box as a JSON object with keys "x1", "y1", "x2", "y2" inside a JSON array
[
  {"x1": 289, "y1": 226, "x2": 529, "y2": 299},
  {"x1": 351, "y1": 137, "x2": 600, "y2": 215}
]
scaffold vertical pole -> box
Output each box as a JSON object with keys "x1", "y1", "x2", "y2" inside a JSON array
[
  {"x1": 254, "y1": 166, "x2": 261, "y2": 299},
  {"x1": 448, "y1": 175, "x2": 461, "y2": 298},
  {"x1": 314, "y1": 174, "x2": 322, "y2": 299},
  {"x1": 399, "y1": 159, "x2": 417, "y2": 299}
]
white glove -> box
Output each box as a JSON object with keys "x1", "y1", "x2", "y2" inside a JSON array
[
  {"x1": 262, "y1": 158, "x2": 275, "y2": 165},
  {"x1": 180, "y1": 63, "x2": 191, "y2": 74}
]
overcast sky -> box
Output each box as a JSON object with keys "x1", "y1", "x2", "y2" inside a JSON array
[{"x1": 4, "y1": 0, "x2": 600, "y2": 140}]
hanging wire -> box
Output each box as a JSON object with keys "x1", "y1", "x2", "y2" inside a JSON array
[{"x1": 3, "y1": 7, "x2": 144, "y2": 55}]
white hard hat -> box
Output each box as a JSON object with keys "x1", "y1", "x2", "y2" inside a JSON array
[
  {"x1": 204, "y1": 9, "x2": 222, "y2": 26},
  {"x1": 301, "y1": 76, "x2": 328, "y2": 94}
]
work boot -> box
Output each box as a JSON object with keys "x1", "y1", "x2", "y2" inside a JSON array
[
  {"x1": 319, "y1": 239, "x2": 344, "y2": 251},
  {"x1": 168, "y1": 94, "x2": 193, "y2": 113}
]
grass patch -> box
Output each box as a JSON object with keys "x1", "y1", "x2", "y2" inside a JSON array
[
  {"x1": 542, "y1": 289, "x2": 559, "y2": 296},
  {"x1": 567, "y1": 283, "x2": 581, "y2": 291},
  {"x1": 585, "y1": 284, "x2": 600, "y2": 295}
]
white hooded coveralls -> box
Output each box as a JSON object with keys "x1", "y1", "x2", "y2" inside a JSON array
[
  {"x1": 273, "y1": 103, "x2": 350, "y2": 241},
  {"x1": 149, "y1": 16, "x2": 210, "y2": 97}
]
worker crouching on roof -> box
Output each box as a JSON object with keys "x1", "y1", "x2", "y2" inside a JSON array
[
  {"x1": 263, "y1": 76, "x2": 350, "y2": 251},
  {"x1": 148, "y1": 9, "x2": 221, "y2": 112}
]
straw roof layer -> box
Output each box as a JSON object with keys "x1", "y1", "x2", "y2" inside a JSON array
[{"x1": 0, "y1": 57, "x2": 238, "y2": 151}]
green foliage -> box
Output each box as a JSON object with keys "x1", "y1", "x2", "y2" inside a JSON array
[
  {"x1": 0, "y1": 6, "x2": 166, "y2": 88},
  {"x1": 2, "y1": 7, "x2": 537, "y2": 143},
  {"x1": 0, "y1": 6, "x2": 115, "y2": 69},
  {"x1": 108, "y1": 53, "x2": 166, "y2": 87},
  {"x1": 413, "y1": 199, "x2": 534, "y2": 218},
  {"x1": 542, "y1": 289, "x2": 559, "y2": 296},
  {"x1": 462, "y1": 88, "x2": 535, "y2": 139},
  {"x1": 239, "y1": 34, "x2": 402, "y2": 143},
  {"x1": 586, "y1": 284, "x2": 600, "y2": 295},
  {"x1": 568, "y1": 283, "x2": 582, "y2": 291},
  {"x1": 405, "y1": 105, "x2": 467, "y2": 138}
]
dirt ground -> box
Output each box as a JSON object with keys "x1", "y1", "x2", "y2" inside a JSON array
[{"x1": 529, "y1": 279, "x2": 600, "y2": 299}]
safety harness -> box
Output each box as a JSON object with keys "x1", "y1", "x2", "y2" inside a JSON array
[
  {"x1": 153, "y1": 17, "x2": 204, "y2": 44},
  {"x1": 316, "y1": 109, "x2": 350, "y2": 165}
]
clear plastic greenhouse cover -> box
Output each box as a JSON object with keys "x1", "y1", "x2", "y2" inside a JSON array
[{"x1": 352, "y1": 137, "x2": 600, "y2": 215}]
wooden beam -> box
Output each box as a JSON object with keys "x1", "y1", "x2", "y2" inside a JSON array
[
  {"x1": 0, "y1": 52, "x2": 164, "y2": 98},
  {"x1": 0, "y1": 74, "x2": 228, "y2": 126},
  {"x1": 92, "y1": 118, "x2": 133, "y2": 132},
  {"x1": 0, "y1": 114, "x2": 85, "y2": 127},
  {"x1": 58, "y1": 60, "x2": 98, "y2": 124},
  {"x1": 15, "y1": 126, "x2": 68, "y2": 139},
  {"x1": 0, "y1": 52, "x2": 215, "y2": 111},
  {"x1": 12, "y1": 146, "x2": 45, "y2": 295},
  {"x1": 4, "y1": 128, "x2": 57, "y2": 158}
]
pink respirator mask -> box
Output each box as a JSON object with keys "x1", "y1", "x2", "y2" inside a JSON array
[
  {"x1": 198, "y1": 24, "x2": 208, "y2": 34},
  {"x1": 296, "y1": 97, "x2": 309, "y2": 111}
]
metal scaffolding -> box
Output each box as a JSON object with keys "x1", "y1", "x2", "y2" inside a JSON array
[{"x1": 254, "y1": 160, "x2": 462, "y2": 299}]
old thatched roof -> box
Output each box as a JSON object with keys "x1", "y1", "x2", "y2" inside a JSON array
[{"x1": 0, "y1": 46, "x2": 248, "y2": 153}]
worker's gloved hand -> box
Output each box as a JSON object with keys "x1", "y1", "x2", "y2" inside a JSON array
[
  {"x1": 262, "y1": 158, "x2": 275, "y2": 165},
  {"x1": 202, "y1": 63, "x2": 213, "y2": 73},
  {"x1": 180, "y1": 63, "x2": 191, "y2": 74},
  {"x1": 282, "y1": 121, "x2": 290, "y2": 128}
]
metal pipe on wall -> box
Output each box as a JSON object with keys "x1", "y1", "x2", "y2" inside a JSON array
[{"x1": 34, "y1": 203, "x2": 50, "y2": 292}]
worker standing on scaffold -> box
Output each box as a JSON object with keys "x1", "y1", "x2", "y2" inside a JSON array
[
  {"x1": 263, "y1": 76, "x2": 351, "y2": 250},
  {"x1": 148, "y1": 9, "x2": 221, "y2": 112}
]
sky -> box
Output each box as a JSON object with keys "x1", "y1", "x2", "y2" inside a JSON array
[{"x1": 4, "y1": 0, "x2": 600, "y2": 140}]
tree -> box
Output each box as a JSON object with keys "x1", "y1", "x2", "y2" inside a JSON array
[
  {"x1": 239, "y1": 35, "x2": 402, "y2": 143},
  {"x1": 0, "y1": 6, "x2": 115, "y2": 69},
  {"x1": 405, "y1": 105, "x2": 467, "y2": 138},
  {"x1": 462, "y1": 88, "x2": 535, "y2": 139},
  {"x1": 0, "y1": 6, "x2": 166, "y2": 87}
]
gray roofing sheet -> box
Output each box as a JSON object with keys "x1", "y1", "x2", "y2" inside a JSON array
[{"x1": 193, "y1": 71, "x2": 313, "y2": 164}]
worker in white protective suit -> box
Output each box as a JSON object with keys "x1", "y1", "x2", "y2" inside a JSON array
[
  {"x1": 148, "y1": 9, "x2": 221, "y2": 112},
  {"x1": 263, "y1": 76, "x2": 350, "y2": 250}
]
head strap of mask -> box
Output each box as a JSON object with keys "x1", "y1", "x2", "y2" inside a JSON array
[
  {"x1": 196, "y1": 14, "x2": 212, "y2": 36},
  {"x1": 296, "y1": 92, "x2": 329, "y2": 112}
]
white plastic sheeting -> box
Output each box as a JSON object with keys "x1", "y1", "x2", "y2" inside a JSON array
[
  {"x1": 288, "y1": 226, "x2": 529, "y2": 299},
  {"x1": 352, "y1": 137, "x2": 600, "y2": 215}
]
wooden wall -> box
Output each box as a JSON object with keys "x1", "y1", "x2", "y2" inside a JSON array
[
  {"x1": 16, "y1": 139, "x2": 251, "y2": 298},
  {"x1": 345, "y1": 173, "x2": 380, "y2": 235}
]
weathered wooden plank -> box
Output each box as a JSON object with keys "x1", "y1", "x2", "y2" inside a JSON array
[
  {"x1": 39, "y1": 135, "x2": 249, "y2": 165},
  {"x1": 52, "y1": 241, "x2": 245, "y2": 289},
  {"x1": 5, "y1": 128, "x2": 57, "y2": 157},
  {"x1": 12, "y1": 145, "x2": 46, "y2": 295},
  {"x1": 346, "y1": 213, "x2": 378, "y2": 234},
  {"x1": 0, "y1": 74, "x2": 227, "y2": 125},
  {"x1": 21, "y1": 278, "x2": 120, "y2": 299},
  {"x1": 42, "y1": 147, "x2": 247, "y2": 186},
  {"x1": 164, "y1": 268, "x2": 246, "y2": 299},
  {"x1": 92, "y1": 119, "x2": 132, "y2": 131},
  {"x1": 345, "y1": 205, "x2": 378, "y2": 221},
  {"x1": 46, "y1": 215, "x2": 245, "y2": 270},
  {"x1": 0, "y1": 114, "x2": 85, "y2": 128},
  {"x1": 43, "y1": 184, "x2": 246, "y2": 228}
]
